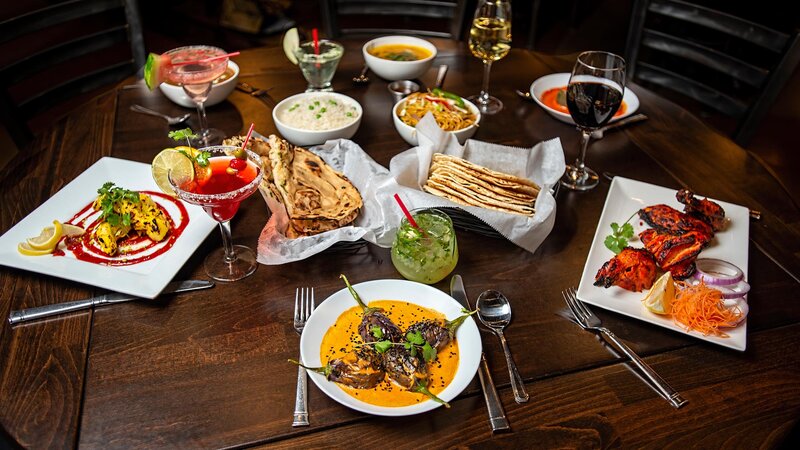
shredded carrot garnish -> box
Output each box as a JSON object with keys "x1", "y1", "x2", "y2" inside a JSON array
[{"x1": 671, "y1": 281, "x2": 743, "y2": 338}]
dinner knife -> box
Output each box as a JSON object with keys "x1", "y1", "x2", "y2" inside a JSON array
[
  {"x1": 450, "y1": 275, "x2": 511, "y2": 433},
  {"x1": 8, "y1": 280, "x2": 214, "y2": 325}
]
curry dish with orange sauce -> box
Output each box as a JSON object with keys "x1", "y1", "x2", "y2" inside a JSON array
[{"x1": 320, "y1": 300, "x2": 460, "y2": 407}]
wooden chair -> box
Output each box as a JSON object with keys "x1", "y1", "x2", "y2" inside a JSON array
[
  {"x1": 321, "y1": 0, "x2": 469, "y2": 39},
  {"x1": 0, "y1": 0, "x2": 145, "y2": 149},
  {"x1": 624, "y1": 0, "x2": 800, "y2": 146}
]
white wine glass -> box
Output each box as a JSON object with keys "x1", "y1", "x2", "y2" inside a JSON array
[
  {"x1": 467, "y1": 0, "x2": 511, "y2": 115},
  {"x1": 561, "y1": 51, "x2": 626, "y2": 191}
]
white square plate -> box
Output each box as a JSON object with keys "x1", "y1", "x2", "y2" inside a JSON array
[
  {"x1": 577, "y1": 177, "x2": 749, "y2": 351},
  {"x1": 0, "y1": 157, "x2": 217, "y2": 298}
]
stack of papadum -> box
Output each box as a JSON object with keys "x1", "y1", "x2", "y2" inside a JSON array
[
  {"x1": 222, "y1": 134, "x2": 362, "y2": 238},
  {"x1": 423, "y1": 153, "x2": 539, "y2": 216}
]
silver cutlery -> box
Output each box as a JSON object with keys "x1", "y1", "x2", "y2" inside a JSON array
[
  {"x1": 236, "y1": 81, "x2": 276, "y2": 107},
  {"x1": 434, "y1": 64, "x2": 448, "y2": 89},
  {"x1": 352, "y1": 65, "x2": 370, "y2": 84},
  {"x1": 292, "y1": 287, "x2": 315, "y2": 427},
  {"x1": 450, "y1": 275, "x2": 510, "y2": 432},
  {"x1": 591, "y1": 113, "x2": 648, "y2": 139},
  {"x1": 515, "y1": 89, "x2": 533, "y2": 101},
  {"x1": 8, "y1": 280, "x2": 214, "y2": 325},
  {"x1": 562, "y1": 287, "x2": 687, "y2": 409},
  {"x1": 476, "y1": 290, "x2": 529, "y2": 404},
  {"x1": 129, "y1": 104, "x2": 191, "y2": 125}
]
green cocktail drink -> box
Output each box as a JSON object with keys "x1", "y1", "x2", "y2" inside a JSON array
[
  {"x1": 391, "y1": 209, "x2": 458, "y2": 284},
  {"x1": 294, "y1": 40, "x2": 344, "y2": 92}
]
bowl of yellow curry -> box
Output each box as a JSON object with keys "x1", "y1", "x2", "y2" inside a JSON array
[
  {"x1": 299, "y1": 278, "x2": 481, "y2": 416},
  {"x1": 363, "y1": 36, "x2": 437, "y2": 81}
]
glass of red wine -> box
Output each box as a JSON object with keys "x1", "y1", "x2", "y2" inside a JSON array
[{"x1": 561, "y1": 51, "x2": 626, "y2": 191}]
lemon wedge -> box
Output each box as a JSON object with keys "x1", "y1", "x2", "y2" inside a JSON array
[
  {"x1": 26, "y1": 220, "x2": 63, "y2": 250},
  {"x1": 642, "y1": 271, "x2": 675, "y2": 315},
  {"x1": 62, "y1": 223, "x2": 85, "y2": 237},
  {"x1": 152, "y1": 149, "x2": 194, "y2": 195},
  {"x1": 282, "y1": 27, "x2": 300, "y2": 65},
  {"x1": 18, "y1": 242, "x2": 56, "y2": 256}
]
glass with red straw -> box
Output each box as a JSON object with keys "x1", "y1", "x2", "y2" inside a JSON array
[
  {"x1": 390, "y1": 194, "x2": 459, "y2": 284},
  {"x1": 293, "y1": 28, "x2": 344, "y2": 92}
]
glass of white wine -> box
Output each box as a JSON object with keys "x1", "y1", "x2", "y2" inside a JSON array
[{"x1": 467, "y1": 0, "x2": 512, "y2": 115}]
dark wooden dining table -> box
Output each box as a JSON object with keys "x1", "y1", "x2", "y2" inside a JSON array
[{"x1": 2, "y1": 38, "x2": 799, "y2": 449}]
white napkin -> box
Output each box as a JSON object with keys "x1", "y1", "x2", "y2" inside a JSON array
[{"x1": 388, "y1": 114, "x2": 566, "y2": 254}]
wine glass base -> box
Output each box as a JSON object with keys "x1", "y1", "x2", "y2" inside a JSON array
[
  {"x1": 467, "y1": 94, "x2": 503, "y2": 115},
  {"x1": 190, "y1": 128, "x2": 226, "y2": 147},
  {"x1": 560, "y1": 165, "x2": 599, "y2": 191},
  {"x1": 204, "y1": 244, "x2": 258, "y2": 282}
]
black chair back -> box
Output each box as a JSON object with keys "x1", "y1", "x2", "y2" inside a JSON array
[
  {"x1": 624, "y1": 0, "x2": 800, "y2": 146},
  {"x1": 0, "y1": 0, "x2": 145, "y2": 148},
  {"x1": 321, "y1": 0, "x2": 469, "y2": 39}
]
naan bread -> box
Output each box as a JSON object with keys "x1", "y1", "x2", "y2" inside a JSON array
[{"x1": 423, "y1": 153, "x2": 539, "y2": 216}]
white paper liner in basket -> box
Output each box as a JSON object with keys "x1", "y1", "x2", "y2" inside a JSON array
[
  {"x1": 257, "y1": 138, "x2": 406, "y2": 265},
  {"x1": 388, "y1": 114, "x2": 565, "y2": 254}
]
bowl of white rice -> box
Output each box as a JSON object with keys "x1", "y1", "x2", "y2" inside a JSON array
[{"x1": 272, "y1": 92, "x2": 362, "y2": 146}]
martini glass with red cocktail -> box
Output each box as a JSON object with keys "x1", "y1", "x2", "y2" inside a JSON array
[{"x1": 169, "y1": 145, "x2": 263, "y2": 281}]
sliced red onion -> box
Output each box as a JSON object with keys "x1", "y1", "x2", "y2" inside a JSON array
[
  {"x1": 692, "y1": 258, "x2": 744, "y2": 286},
  {"x1": 722, "y1": 297, "x2": 749, "y2": 326},
  {"x1": 711, "y1": 283, "x2": 751, "y2": 300}
]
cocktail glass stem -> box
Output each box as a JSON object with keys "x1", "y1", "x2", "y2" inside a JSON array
[
  {"x1": 561, "y1": 129, "x2": 599, "y2": 191},
  {"x1": 219, "y1": 221, "x2": 236, "y2": 263}
]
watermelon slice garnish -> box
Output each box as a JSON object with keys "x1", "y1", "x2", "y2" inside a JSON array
[{"x1": 143, "y1": 52, "x2": 172, "y2": 90}]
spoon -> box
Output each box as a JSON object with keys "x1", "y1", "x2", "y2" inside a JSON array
[
  {"x1": 515, "y1": 89, "x2": 533, "y2": 101},
  {"x1": 434, "y1": 64, "x2": 448, "y2": 89},
  {"x1": 476, "y1": 290, "x2": 529, "y2": 403},
  {"x1": 130, "y1": 105, "x2": 190, "y2": 125},
  {"x1": 352, "y1": 65, "x2": 370, "y2": 84}
]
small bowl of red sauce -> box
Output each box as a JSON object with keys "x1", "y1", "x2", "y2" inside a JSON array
[{"x1": 530, "y1": 72, "x2": 640, "y2": 124}]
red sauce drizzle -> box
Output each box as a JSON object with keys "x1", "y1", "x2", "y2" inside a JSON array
[{"x1": 56, "y1": 191, "x2": 189, "y2": 266}]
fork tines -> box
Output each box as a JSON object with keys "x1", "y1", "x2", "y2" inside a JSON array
[{"x1": 294, "y1": 287, "x2": 315, "y2": 331}]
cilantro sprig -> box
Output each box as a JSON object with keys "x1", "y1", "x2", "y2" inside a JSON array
[
  {"x1": 604, "y1": 212, "x2": 637, "y2": 254},
  {"x1": 97, "y1": 182, "x2": 139, "y2": 227},
  {"x1": 167, "y1": 128, "x2": 210, "y2": 167},
  {"x1": 363, "y1": 330, "x2": 437, "y2": 363}
]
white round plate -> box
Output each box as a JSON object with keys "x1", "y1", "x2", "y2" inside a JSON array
[
  {"x1": 530, "y1": 72, "x2": 640, "y2": 124},
  {"x1": 299, "y1": 279, "x2": 481, "y2": 416}
]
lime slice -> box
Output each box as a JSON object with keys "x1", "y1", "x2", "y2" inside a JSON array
[
  {"x1": 26, "y1": 220, "x2": 63, "y2": 250},
  {"x1": 152, "y1": 149, "x2": 194, "y2": 195},
  {"x1": 642, "y1": 271, "x2": 675, "y2": 315},
  {"x1": 144, "y1": 52, "x2": 170, "y2": 90},
  {"x1": 18, "y1": 242, "x2": 55, "y2": 256},
  {"x1": 283, "y1": 27, "x2": 300, "y2": 65}
]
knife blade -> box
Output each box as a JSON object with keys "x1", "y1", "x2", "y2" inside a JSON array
[
  {"x1": 450, "y1": 274, "x2": 510, "y2": 433},
  {"x1": 8, "y1": 280, "x2": 214, "y2": 325}
]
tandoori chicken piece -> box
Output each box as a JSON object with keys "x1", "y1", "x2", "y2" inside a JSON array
[
  {"x1": 638, "y1": 204, "x2": 713, "y2": 238},
  {"x1": 639, "y1": 228, "x2": 709, "y2": 276},
  {"x1": 594, "y1": 247, "x2": 658, "y2": 292},
  {"x1": 676, "y1": 189, "x2": 726, "y2": 232},
  {"x1": 662, "y1": 259, "x2": 696, "y2": 280}
]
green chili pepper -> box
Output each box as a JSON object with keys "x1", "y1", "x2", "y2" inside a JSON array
[{"x1": 432, "y1": 88, "x2": 466, "y2": 108}]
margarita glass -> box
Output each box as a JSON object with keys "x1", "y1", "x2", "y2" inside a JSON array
[
  {"x1": 164, "y1": 45, "x2": 230, "y2": 146},
  {"x1": 169, "y1": 145, "x2": 263, "y2": 281}
]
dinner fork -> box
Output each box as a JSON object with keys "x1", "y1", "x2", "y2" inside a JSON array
[
  {"x1": 562, "y1": 287, "x2": 687, "y2": 409},
  {"x1": 292, "y1": 287, "x2": 315, "y2": 427}
]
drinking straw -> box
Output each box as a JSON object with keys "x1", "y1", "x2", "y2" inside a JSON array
[
  {"x1": 171, "y1": 51, "x2": 241, "y2": 66},
  {"x1": 241, "y1": 123, "x2": 256, "y2": 151},
  {"x1": 312, "y1": 28, "x2": 320, "y2": 56},
  {"x1": 393, "y1": 193, "x2": 421, "y2": 230}
]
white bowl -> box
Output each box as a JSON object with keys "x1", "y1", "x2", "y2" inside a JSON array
[
  {"x1": 363, "y1": 36, "x2": 437, "y2": 81},
  {"x1": 530, "y1": 72, "x2": 640, "y2": 124},
  {"x1": 159, "y1": 60, "x2": 239, "y2": 108},
  {"x1": 300, "y1": 279, "x2": 481, "y2": 416},
  {"x1": 272, "y1": 92, "x2": 362, "y2": 146},
  {"x1": 392, "y1": 94, "x2": 480, "y2": 146}
]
